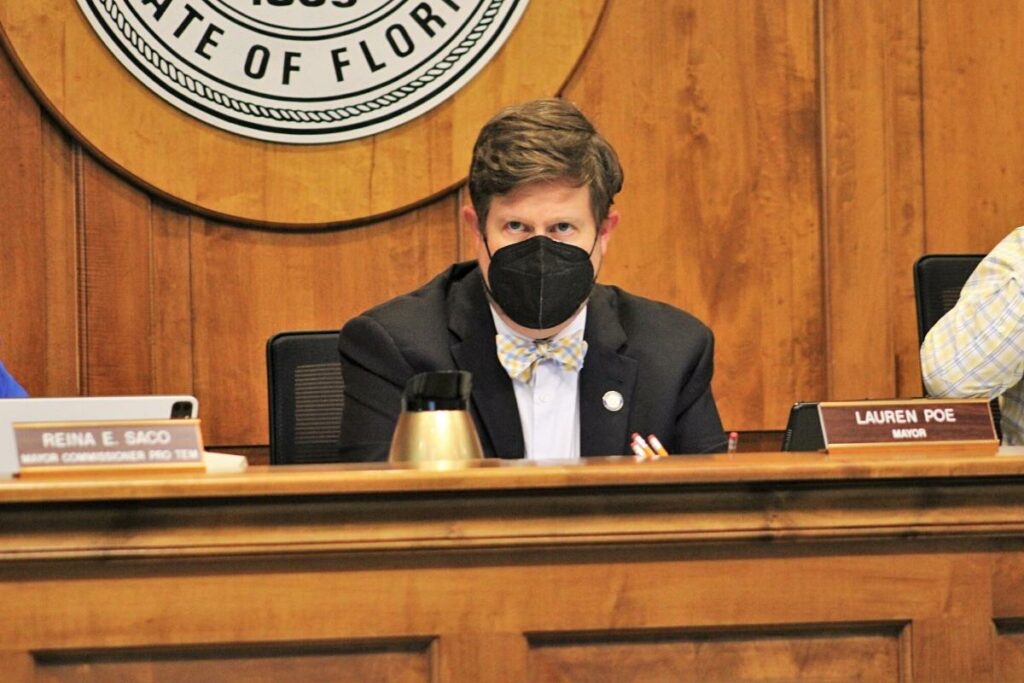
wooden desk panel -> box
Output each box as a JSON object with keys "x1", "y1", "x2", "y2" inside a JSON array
[{"x1": 2, "y1": 452, "x2": 1024, "y2": 681}]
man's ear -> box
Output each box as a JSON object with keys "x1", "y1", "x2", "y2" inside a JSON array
[
  {"x1": 464, "y1": 205, "x2": 488, "y2": 261},
  {"x1": 597, "y1": 209, "x2": 620, "y2": 255},
  {"x1": 463, "y1": 205, "x2": 481, "y2": 241}
]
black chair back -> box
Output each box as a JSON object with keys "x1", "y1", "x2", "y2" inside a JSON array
[
  {"x1": 913, "y1": 254, "x2": 985, "y2": 343},
  {"x1": 266, "y1": 330, "x2": 344, "y2": 465},
  {"x1": 912, "y1": 254, "x2": 1001, "y2": 439}
]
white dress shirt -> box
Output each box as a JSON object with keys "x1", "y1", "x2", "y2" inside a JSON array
[{"x1": 491, "y1": 307, "x2": 587, "y2": 461}]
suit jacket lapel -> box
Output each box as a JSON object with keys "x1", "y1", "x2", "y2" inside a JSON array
[
  {"x1": 449, "y1": 268, "x2": 525, "y2": 459},
  {"x1": 580, "y1": 286, "x2": 638, "y2": 456}
]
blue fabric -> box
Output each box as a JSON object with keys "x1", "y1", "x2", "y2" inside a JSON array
[{"x1": 0, "y1": 360, "x2": 27, "y2": 398}]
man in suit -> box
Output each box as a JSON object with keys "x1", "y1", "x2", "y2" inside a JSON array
[{"x1": 338, "y1": 98, "x2": 726, "y2": 461}]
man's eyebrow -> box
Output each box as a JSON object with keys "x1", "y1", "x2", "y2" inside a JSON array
[{"x1": 495, "y1": 214, "x2": 585, "y2": 225}]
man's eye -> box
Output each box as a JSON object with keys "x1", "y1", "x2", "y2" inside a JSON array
[
  {"x1": 552, "y1": 223, "x2": 575, "y2": 234},
  {"x1": 506, "y1": 221, "x2": 527, "y2": 233}
]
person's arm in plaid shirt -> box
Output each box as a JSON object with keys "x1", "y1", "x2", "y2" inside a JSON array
[{"x1": 921, "y1": 228, "x2": 1024, "y2": 399}]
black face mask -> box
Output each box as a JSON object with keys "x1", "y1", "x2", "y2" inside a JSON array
[{"x1": 484, "y1": 236, "x2": 597, "y2": 330}]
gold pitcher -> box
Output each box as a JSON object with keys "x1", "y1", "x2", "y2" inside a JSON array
[{"x1": 388, "y1": 371, "x2": 483, "y2": 467}]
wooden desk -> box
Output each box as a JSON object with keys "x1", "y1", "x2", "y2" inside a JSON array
[{"x1": 3, "y1": 452, "x2": 1024, "y2": 681}]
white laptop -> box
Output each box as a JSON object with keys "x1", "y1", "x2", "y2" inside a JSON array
[{"x1": 0, "y1": 395, "x2": 199, "y2": 476}]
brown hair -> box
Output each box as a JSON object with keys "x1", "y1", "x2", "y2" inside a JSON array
[{"x1": 468, "y1": 98, "x2": 623, "y2": 228}]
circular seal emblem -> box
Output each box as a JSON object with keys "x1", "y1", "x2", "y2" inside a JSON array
[{"x1": 75, "y1": 0, "x2": 529, "y2": 144}]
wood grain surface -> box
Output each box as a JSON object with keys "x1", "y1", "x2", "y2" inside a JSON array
[
  {"x1": 190, "y1": 201, "x2": 460, "y2": 444},
  {"x1": 0, "y1": 0, "x2": 606, "y2": 225},
  {"x1": 2, "y1": 449, "x2": 1024, "y2": 504},
  {"x1": 922, "y1": 1, "x2": 1024, "y2": 253},
  {"x1": 2, "y1": 452, "x2": 1024, "y2": 681},
  {"x1": 567, "y1": 1, "x2": 823, "y2": 432},
  {"x1": 823, "y1": 0, "x2": 925, "y2": 402}
]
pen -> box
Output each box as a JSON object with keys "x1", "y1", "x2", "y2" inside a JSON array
[
  {"x1": 631, "y1": 432, "x2": 656, "y2": 459},
  {"x1": 727, "y1": 431, "x2": 739, "y2": 454},
  {"x1": 647, "y1": 434, "x2": 669, "y2": 457},
  {"x1": 630, "y1": 439, "x2": 649, "y2": 461}
]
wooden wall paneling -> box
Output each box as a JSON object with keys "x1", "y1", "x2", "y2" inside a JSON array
[
  {"x1": 881, "y1": 1, "x2": 927, "y2": 398},
  {"x1": 0, "y1": 547, "x2": 992, "y2": 682},
  {"x1": 0, "y1": 41, "x2": 80, "y2": 398},
  {"x1": 34, "y1": 642, "x2": 434, "y2": 683},
  {"x1": 0, "y1": 40, "x2": 45, "y2": 395},
  {"x1": 994, "y1": 554, "x2": 1024, "y2": 681},
  {"x1": 0, "y1": 556, "x2": 909, "y2": 680},
  {"x1": 0, "y1": 40, "x2": 81, "y2": 399},
  {"x1": 823, "y1": 0, "x2": 924, "y2": 402},
  {"x1": 922, "y1": 2, "x2": 1024, "y2": 253},
  {"x1": 437, "y1": 634, "x2": 528, "y2": 683},
  {"x1": 995, "y1": 553, "x2": 1024, "y2": 621},
  {"x1": 150, "y1": 203, "x2": 194, "y2": 396},
  {"x1": 908, "y1": 553, "x2": 994, "y2": 680},
  {"x1": 3, "y1": 454, "x2": 1023, "y2": 679},
  {"x1": 40, "y1": 122, "x2": 80, "y2": 397},
  {"x1": 190, "y1": 199, "x2": 460, "y2": 446},
  {"x1": 79, "y1": 156, "x2": 154, "y2": 396},
  {"x1": 0, "y1": 653, "x2": 32, "y2": 681},
  {"x1": 527, "y1": 627, "x2": 902, "y2": 682},
  {"x1": 994, "y1": 623, "x2": 1024, "y2": 683},
  {"x1": 566, "y1": 0, "x2": 823, "y2": 430},
  {"x1": 912, "y1": 616, "x2": 994, "y2": 681}
]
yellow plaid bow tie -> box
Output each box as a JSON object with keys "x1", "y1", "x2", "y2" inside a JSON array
[{"x1": 496, "y1": 333, "x2": 588, "y2": 383}]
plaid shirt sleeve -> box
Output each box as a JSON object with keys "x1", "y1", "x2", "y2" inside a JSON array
[{"x1": 921, "y1": 227, "x2": 1024, "y2": 399}]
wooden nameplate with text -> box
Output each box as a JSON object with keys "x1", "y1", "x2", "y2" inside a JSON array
[
  {"x1": 818, "y1": 399, "x2": 998, "y2": 456},
  {"x1": 14, "y1": 419, "x2": 205, "y2": 478}
]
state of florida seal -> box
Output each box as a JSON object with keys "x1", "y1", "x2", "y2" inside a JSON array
[{"x1": 76, "y1": 0, "x2": 528, "y2": 144}]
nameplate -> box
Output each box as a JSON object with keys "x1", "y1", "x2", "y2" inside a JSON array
[
  {"x1": 818, "y1": 399, "x2": 998, "y2": 455},
  {"x1": 14, "y1": 419, "x2": 205, "y2": 477}
]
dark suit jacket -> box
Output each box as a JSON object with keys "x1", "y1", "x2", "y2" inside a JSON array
[{"x1": 338, "y1": 262, "x2": 727, "y2": 460}]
